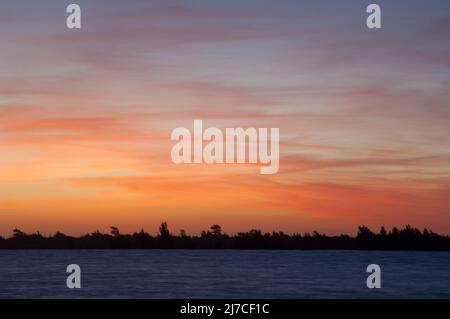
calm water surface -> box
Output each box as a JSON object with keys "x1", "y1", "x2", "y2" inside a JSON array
[{"x1": 0, "y1": 250, "x2": 449, "y2": 298}]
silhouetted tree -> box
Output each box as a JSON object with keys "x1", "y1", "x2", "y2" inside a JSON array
[
  {"x1": 158, "y1": 222, "x2": 173, "y2": 248},
  {"x1": 0, "y1": 224, "x2": 449, "y2": 250},
  {"x1": 13, "y1": 228, "x2": 27, "y2": 238},
  {"x1": 210, "y1": 224, "x2": 222, "y2": 236},
  {"x1": 159, "y1": 222, "x2": 170, "y2": 238},
  {"x1": 110, "y1": 226, "x2": 120, "y2": 237}
]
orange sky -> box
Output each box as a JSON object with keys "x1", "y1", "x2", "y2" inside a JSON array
[{"x1": 1, "y1": 1, "x2": 450, "y2": 236}]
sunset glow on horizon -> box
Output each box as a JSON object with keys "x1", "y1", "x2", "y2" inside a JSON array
[{"x1": 1, "y1": 0, "x2": 450, "y2": 236}]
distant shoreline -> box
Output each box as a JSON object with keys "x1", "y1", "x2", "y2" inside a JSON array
[{"x1": 1, "y1": 223, "x2": 449, "y2": 250}]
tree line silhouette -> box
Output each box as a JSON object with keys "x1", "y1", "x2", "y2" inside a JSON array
[{"x1": 0, "y1": 223, "x2": 449, "y2": 250}]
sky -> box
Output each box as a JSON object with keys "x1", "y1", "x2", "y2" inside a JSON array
[{"x1": 0, "y1": 0, "x2": 450, "y2": 236}]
